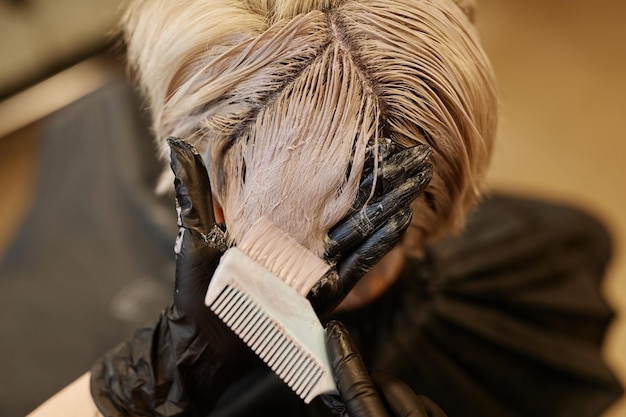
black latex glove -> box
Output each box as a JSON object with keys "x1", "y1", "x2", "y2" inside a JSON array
[
  {"x1": 325, "y1": 321, "x2": 448, "y2": 417},
  {"x1": 91, "y1": 137, "x2": 260, "y2": 417},
  {"x1": 90, "y1": 138, "x2": 432, "y2": 417},
  {"x1": 310, "y1": 142, "x2": 433, "y2": 317}
]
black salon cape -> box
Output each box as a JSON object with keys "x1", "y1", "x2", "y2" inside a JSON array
[{"x1": 0, "y1": 78, "x2": 622, "y2": 416}]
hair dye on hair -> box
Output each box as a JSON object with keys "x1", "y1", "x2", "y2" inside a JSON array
[{"x1": 121, "y1": 0, "x2": 498, "y2": 256}]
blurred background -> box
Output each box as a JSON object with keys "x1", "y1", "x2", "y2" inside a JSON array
[{"x1": 0, "y1": 0, "x2": 624, "y2": 415}]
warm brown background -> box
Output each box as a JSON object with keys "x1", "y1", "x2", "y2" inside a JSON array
[
  {"x1": 477, "y1": 2, "x2": 626, "y2": 416},
  {"x1": 1, "y1": 0, "x2": 625, "y2": 415}
]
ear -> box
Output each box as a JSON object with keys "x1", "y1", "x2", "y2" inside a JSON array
[
  {"x1": 451, "y1": 0, "x2": 477, "y2": 23},
  {"x1": 213, "y1": 201, "x2": 225, "y2": 224}
]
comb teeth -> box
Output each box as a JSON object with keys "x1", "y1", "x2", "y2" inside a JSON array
[
  {"x1": 211, "y1": 283, "x2": 325, "y2": 401},
  {"x1": 205, "y1": 232, "x2": 337, "y2": 403}
]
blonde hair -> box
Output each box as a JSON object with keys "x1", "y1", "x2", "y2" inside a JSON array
[{"x1": 122, "y1": 0, "x2": 498, "y2": 257}]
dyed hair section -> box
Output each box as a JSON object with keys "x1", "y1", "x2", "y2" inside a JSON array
[{"x1": 122, "y1": 0, "x2": 498, "y2": 256}]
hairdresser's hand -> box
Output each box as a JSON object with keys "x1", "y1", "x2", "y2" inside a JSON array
[
  {"x1": 325, "y1": 321, "x2": 448, "y2": 417},
  {"x1": 309, "y1": 143, "x2": 433, "y2": 317},
  {"x1": 90, "y1": 138, "x2": 258, "y2": 417}
]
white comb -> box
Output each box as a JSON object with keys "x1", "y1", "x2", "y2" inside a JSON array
[{"x1": 205, "y1": 217, "x2": 337, "y2": 403}]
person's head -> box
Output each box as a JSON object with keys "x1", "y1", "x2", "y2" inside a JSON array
[{"x1": 122, "y1": 0, "x2": 497, "y2": 260}]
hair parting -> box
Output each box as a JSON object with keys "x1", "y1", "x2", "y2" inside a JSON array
[{"x1": 122, "y1": 0, "x2": 498, "y2": 256}]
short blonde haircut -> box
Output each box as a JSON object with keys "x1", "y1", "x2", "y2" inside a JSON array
[{"x1": 122, "y1": 0, "x2": 498, "y2": 257}]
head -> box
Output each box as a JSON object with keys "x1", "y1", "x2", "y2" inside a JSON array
[{"x1": 122, "y1": 0, "x2": 497, "y2": 262}]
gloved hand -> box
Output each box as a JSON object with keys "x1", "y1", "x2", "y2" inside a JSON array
[
  {"x1": 91, "y1": 137, "x2": 260, "y2": 417},
  {"x1": 310, "y1": 141, "x2": 433, "y2": 317},
  {"x1": 325, "y1": 321, "x2": 448, "y2": 417},
  {"x1": 90, "y1": 138, "x2": 432, "y2": 417}
]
